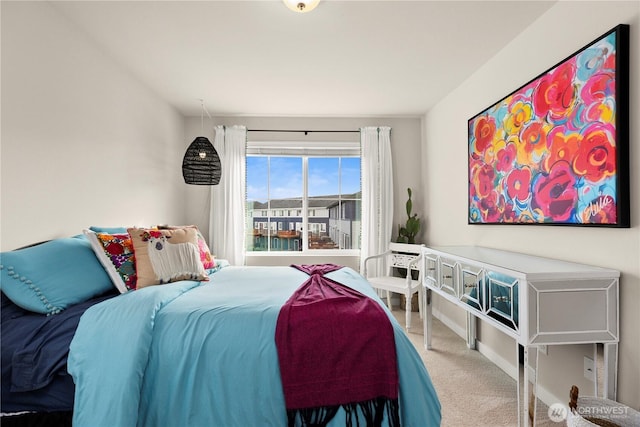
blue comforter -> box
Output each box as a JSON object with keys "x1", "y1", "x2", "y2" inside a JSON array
[{"x1": 68, "y1": 266, "x2": 441, "y2": 427}]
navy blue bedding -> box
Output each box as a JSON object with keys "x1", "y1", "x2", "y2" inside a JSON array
[{"x1": 1, "y1": 290, "x2": 117, "y2": 413}]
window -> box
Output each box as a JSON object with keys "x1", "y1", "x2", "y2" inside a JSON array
[{"x1": 245, "y1": 141, "x2": 361, "y2": 253}]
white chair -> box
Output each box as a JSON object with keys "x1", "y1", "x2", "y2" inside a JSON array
[{"x1": 363, "y1": 243, "x2": 424, "y2": 330}]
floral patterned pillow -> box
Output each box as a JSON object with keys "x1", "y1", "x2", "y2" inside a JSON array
[{"x1": 84, "y1": 229, "x2": 136, "y2": 293}]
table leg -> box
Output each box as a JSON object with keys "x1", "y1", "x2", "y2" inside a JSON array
[
  {"x1": 466, "y1": 312, "x2": 476, "y2": 350},
  {"x1": 424, "y1": 288, "x2": 432, "y2": 350},
  {"x1": 519, "y1": 343, "x2": 527, "y2": 427},
  {"x1": 603, "y1": 343, "x2": 618, "y2": 400},
  {"x1": 532, "y1": 346, "x2": 539, "y2": 426}
]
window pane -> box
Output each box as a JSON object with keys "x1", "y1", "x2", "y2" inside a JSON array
[
  {"x1": 247, "y1": 157, "x2": 269, "y2": 203},
  {"x1": 325, "y1": 200, "x2": 361, "y2": 250},
  {"x1": 269, "y1": 157, "x2": 302, "y2": 199},
  {"x1": 309, "y1": 158, "x2": 339, "y2": 197},
  {"x1": 274, "y1": 227, "x2": 302, "y2": 252},
  {"x1": 309, "y1": 219, "x2": 334, "y2": 250},
  {"x1": 247, "y1": 156, "x2": 303, "y2": 252},
  {"x1": 247, "y1": 156, "x2": 268, "y2": 252},
  {"x1": 339, "y1": 199, "x2": 361, "y2": 250},
  {"x1": 271, "y1": 157, "x2": 301, "y2": 252},
  {"x1": 247, "y1": 221, "x2": 267, "y2": 252},
  {"x1": 341, "y1": 157, "x2": 361, "y2": 196}
]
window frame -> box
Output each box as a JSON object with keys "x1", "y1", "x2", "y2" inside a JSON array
[{"x1": 245, "y1": 140, "x2": 361, "y2": 256}]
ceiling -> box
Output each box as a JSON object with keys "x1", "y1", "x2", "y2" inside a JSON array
[{"x1": 50, "y1": 0, "x2": 556, "y2": 117}]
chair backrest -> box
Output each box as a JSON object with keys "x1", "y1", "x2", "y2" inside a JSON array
[{"x1": 387, "y1": 243, "x2": 423, "y2": 278}]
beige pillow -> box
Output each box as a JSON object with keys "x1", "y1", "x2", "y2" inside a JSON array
[
  {"x1": 157, "y1": 225, "x2": 215, "y2": 270},
  {"x1": 128, "y1": 227, "x2": 208, "y2": 289}
]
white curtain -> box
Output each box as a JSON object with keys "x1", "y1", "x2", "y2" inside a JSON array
[
  {"x1": 360, "y1": 126, "x2": 394, "y2": 276},
  {"x1": 209, "y1": 125, "x2": 247, "y2": 266}
]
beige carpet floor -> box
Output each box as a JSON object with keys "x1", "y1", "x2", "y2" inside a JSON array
[{"x1": 391, "y1": 307, "x2": 560, "y2": 427}]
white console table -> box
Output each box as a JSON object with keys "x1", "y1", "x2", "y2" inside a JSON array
[{"x1": 421, "y1": 246, "x2": 619, "y2": 426}]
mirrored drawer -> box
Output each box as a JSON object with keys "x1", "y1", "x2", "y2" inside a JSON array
[
  {"x1": 439, "y1": 258, "x2": 457, "y2": 297},
  {"x1": 487, "y1": 272, "x2": 519, "y2": 330},
  {"x1": 423, "y1": 253, "x2": 438, "y2": 285},
  {"x1": 460, "y1": 263, "x2": 484, "y2": 312}
]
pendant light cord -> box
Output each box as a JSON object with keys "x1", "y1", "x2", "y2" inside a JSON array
[
  {"x1": 199, "y1": 98, "x2": 215, "y2": 137},
  {"x1": 200, "y1": 99, "x2": 204, "y2": 134}
]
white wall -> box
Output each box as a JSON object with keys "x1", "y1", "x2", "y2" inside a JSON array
[
  {"x1": 423, "y1": 1, "x2": 639, "y2": 409},
  {"x1": 183, "y1": 115, "x2": 424, "y2": 269},
  {"x1": 1, "y1": 1, "x2": 186, "y2": 250}
]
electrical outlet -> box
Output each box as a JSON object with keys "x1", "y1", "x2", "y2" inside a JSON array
[{"x1": 584, "y1": 356, "x2": 595, "y2": 382}]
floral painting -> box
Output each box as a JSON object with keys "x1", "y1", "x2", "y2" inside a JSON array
[{"x1": 468, "y1": 25, "x2": 629, "y2": 226}]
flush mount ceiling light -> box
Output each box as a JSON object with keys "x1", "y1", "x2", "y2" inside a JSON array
[{"x1": 282, "y1": 0, "x2": 320, "y2": 13}]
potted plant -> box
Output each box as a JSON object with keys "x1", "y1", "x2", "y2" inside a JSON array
[
  {"x1": 395, "y1": 188, "x2": 422, "y2": 311},
  {"x1": 396, "y1": 188, "x2": 421, "y2": 244}
]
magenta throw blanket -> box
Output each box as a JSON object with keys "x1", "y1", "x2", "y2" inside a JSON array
[{"x1": 275, "y1": 264, "x2": 400, "y2": 427}]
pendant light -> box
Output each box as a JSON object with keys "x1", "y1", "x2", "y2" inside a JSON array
[
  {"x1": 282, "y1": 0, "x2": 320, "y2": 13},
  {"x1": 182, "y1": 100, "x2": 221, "y2": 185}
]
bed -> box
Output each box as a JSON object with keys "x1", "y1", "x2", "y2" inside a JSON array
[{"x1": 1, "y1": 230, "x2": 441, "y2": 427}]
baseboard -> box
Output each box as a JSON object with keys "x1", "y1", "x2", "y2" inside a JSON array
[
  {"x1": 475, "y1": 342, "x2": 565, "y2": 408},
  {"x1": 432, "y1": 307, "x2": 467, "y2": 339},
  {"x1": 531, "y1": 379, "x2": 565, "y2": 413},
  {"x1": 475, "y1": 338, "x2": 519, "y2": 380},
  {"x1": 432, "y1": 308, "x2": 564, "y2": 409}
]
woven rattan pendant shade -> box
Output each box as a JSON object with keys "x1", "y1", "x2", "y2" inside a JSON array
[{"x1": 182, "y1": 136, "x2": 221, "y2": 185}]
